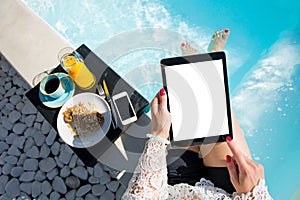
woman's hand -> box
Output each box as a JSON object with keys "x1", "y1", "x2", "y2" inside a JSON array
[
  {"x1": 150, "y1": 88, "x2": 171, "y2": 139},
  {"x1": 226, "y1": 136, "x2": 264, "y2": 194}
]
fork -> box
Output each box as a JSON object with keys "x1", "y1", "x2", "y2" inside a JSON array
[{"x1": 96, "y1": 84, "x2": 106, "y2": 99}]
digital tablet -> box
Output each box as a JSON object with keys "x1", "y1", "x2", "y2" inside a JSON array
[{"x1": 161, "y1": 51, "x2": 233, "y2": 147}]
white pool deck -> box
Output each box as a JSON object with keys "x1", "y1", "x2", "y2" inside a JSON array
[
  {"x1": 0, "y1": 0, "x2": 143, "y2": 187},
  {"x1": 0, "y1": 0, "x2": 72, "y2": 87}
]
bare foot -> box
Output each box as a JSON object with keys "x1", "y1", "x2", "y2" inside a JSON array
[
  {"x1": 207, "y1": 29, "x2": 230, "y2": 52},
  {"x1": 181, "y1": 42, "x2": 199, "y2": 55}
]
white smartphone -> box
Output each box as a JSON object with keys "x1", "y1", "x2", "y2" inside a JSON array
[{"x1": 112, "y1": 91, "x2": 137, "y2": 125}]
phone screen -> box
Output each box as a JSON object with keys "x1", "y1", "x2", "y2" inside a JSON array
[{"x1": 114, "y1": 96, "x2": 135, "y2": 121}]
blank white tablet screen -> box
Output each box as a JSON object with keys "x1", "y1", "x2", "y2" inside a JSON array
[{"x1": 164, "y1": 59, "x2": 229, "y2": 142}]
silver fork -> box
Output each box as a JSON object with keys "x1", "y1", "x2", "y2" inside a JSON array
[{"x1": 96, "y1": 84, "x2": 106, "y2": 99}]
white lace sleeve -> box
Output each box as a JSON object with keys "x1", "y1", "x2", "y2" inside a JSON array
[
  {"x1": 122, "y1": 136, "x2": 272, "y2": 200},
  {"x1": 232, "y1": 179, "x2": 273, "y2": 200},
  {"x1": 122, "y1": 136, "x2": 169, "y2": 200}
]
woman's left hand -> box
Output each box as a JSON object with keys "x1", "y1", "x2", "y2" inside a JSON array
[{"x1": 150, "y1": 88, "x2": 171, "y2": 139}]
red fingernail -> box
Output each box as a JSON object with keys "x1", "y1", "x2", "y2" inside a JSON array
[
  {"x1": 226, "y1": 136, "x2": 232, "y2": 142},
  {"x1": 225, "y1": 29, "x2": 229, "y2": 33},
  {"x1": 160, "y1": 88, "x2": 166, "y2": 96},
  {"x1": 181, "y1": 43, "x2": 185, "y2": 47},
  {"x1": 226, "y1": 155, "x2": 231, "y2": 163}
]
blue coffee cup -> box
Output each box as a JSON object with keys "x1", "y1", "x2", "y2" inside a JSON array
[{"x1": 40, "y1": 74, "x2": 66, "y2": 99}]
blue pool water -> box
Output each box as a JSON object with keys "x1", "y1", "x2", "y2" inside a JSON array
[{"x1": 23, "y1": 0, "x2": 300, "y2": 199}]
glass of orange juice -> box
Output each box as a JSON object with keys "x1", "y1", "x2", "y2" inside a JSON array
[{"x1": 58, "y1": 47, "x2": 95, "y2": 89}]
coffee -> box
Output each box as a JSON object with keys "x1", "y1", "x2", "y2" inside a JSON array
[{"x1": 45, "y1": 77, "x2": 60, "y2": 94}]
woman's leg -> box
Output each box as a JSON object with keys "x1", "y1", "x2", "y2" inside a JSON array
[{"x1": 181, "y1": 29, "x2": 251, "y2": 167}]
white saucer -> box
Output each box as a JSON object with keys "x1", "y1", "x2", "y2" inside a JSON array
[{"x1": 39, "y1": 73, "x2": 75, "y2": 108}]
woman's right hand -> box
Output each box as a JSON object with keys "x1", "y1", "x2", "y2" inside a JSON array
[{"x1": 226, "y1": 136, "x2": 265, "y2": 194}]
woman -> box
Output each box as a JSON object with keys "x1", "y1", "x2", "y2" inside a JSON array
[
  {"x1": 122, "y1": 88, "x2": 272, "y2": 199},
  {"x1": 122, "y1": 29, "x2": 272, "y2": 199}
]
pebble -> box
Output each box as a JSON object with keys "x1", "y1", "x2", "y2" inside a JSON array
[
  {"x1": 99, "y1": 171, "x2": 111, "y2": 185},
  {"x1": 4, "y1": 82, "x2": 12, "y2": 90},
  {"x1": 0, "y1": 175, "x2": 9, "y2": 194},
  {"x1": 24, "y1": 127, "x2": 37, "y2": 138},
  {"x1": 41, "y1": 120, "x2": 52, "y2": 134},
  {"x1": 88, "y1": 176, "x2": 100, "y2": 184},
  {"x1": 50, "y1": 191, "x2": 61, "y2": 200},
  {"x1": 24, "y1": 158, "x2": 39, "y2": 171},
  {"x1": 2, "y1": 163, "x2": 14, "y2": 175},
  {"x1": 13, "y1": 123, "x2": 27, "y2": 135},
  {"x1": 38, "y1": 194, "x2": 49, "y2": 200},
  {"x1": 65, "y1": 176, "x2": 80, "y2": 189},
  {"x1": 86, "y1": 194, "x2": 98, "y2": 200},
  {"x1": 7, "y1": 145, "x2": 21, "y2": 156},
  {"x1": 65, "y1": 190, "x2": 76, "y2": 200},
  {"x1": 12, "y1": 135, "x2": 25, "y2": 149},
  {"x1": 76, "y1": 184, "x2": 91, "y2": 197},
  {"x1": 24, "y1": 137, "x2": 34, "y2": 152},
  {"x1": 87, "y1": 166, "x2": 94, "y2": 176},
  {"x1": 10, "y1": 166, "x2": 24, "y2": 177},
  {"x1": 0, "y1": 86, "x2": 4, "y2": 95},
  {"x1": 0, "y1": 98, "x2": 8, "y2": 109},
  {"x1": 100, "y1": 190, "x2": 115, "y2": 200},
  {"x1": 22, "y1": 101, "x2": 37, "y2": 115},
  {"x1": 10, "y1": 95, "x2": 21, "y2": 105},
  {"x1": 13, "y1": 76, "x2": 25, "y2": 87},
  {"x1": 26, "y1": 146, "x2": 40, "y2": 158},
  {"x1": 35, "y1": 170, "x2": 46, "y2": 182},
  {"x1": 94, "y1": 163, "x2": 104, "y2": 178},
  {"x1": 5, "y1": 155, "x2": 18, "y2": 165},
  {"x1": 51, "y1": 142, "x2": 60, "y2": 156},
  {"x1": 6, "y1": 133, "x2": 18, "y2": 144},
  {"x1": 20, "y1": 182, "x2": 32, "y2": 195},
  {"x1": 16, "y1": 87, "x2": 25, "y2": 95},
  {"x1": 59, "y1": 149, "x2": 73, "y2": 165},
  {"x1": 52, "y1": 176, "x2": 67, "y2": 194},
  {"x1": 42, "y1": 180, "x2": 52, "y2": 195},
  {"x1": 8, "y1": 110, "x2": 21, "y2": 123},
  {"x1": 2, "y1": 117, "x2": 13, "y2": 130},
  {"x1": 24, "y1": 114, "x2": 36, "y2": 127},
  {"x1": 46, "y1": 128, "x2": 57, "y2": 145},
  {"x1": 107, "y1": 180, "x2": 120, "y2": 192},
  {"x1": 5, "y1": 102, "x2": 15, "y2": 111},
  {"x1": 5, "y1": 178, "x2": 21, "y2": 198},
  {"x1": 36, "y1": 112, "x2": 44, "y2": 122},
  {"x1": 69, "y1": 154, "x2": 77, "y2": 168},
  {"x1": 39, "y1": 143, "x2": 50, "y2": 158},
  {"x1": 39, "y1": 157, "x2": 57, "y2": 173},
  {"x1": 32, "y1": 181, "x2": 42, "y2": 198},
  {"x1": 47, "y1": 168, "x2": 58, "y2": 180},
  {"x1": 116, "y1": 185, "x2": 126, "y2": 200},
  {"x1": 15, "y1": 101, "x2": 24, "y2": 111},
  {"x1": 20, "y1": 171, "x2": 36, "y2": 182},
  {"x1": 0, "y1": 126, "x2": 8, "y2": 141},
  {"x1": 8, "y1": 67, "x2": 17, "y2": 76},
  {"x1": 5, "y1": 86, "x2": 17, "y2": 98},
  {"x1": 60, "y1": 166, "x2": 71, "y2": 178},
  {"x1": 0, "y1": 152, "x2": 7, "y2": 165},
  {"x1": 17, "y1": 153, "x2": 27, "y2": 166},
  {"x1": 0, "y1": 141, "x2": 9, "y2": 154},
  {"x1": 71, "y1": 166, "x2": 88, "y2": 180},
  {"x1": 33, "y1": 130, "x2": 46, "y2": 146},
  {"x1": 34, "y1": 122, "x2": 42, "y2": 129},
  {"x1": 92, "y1": 184, "x2": 106, "y2": 196}
]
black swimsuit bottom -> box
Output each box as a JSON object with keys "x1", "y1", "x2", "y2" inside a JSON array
[{"x1": 167, "y1": 148, "x2": 235, "y2": 194}]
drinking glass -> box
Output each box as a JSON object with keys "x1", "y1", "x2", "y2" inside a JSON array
[{"x1": 58, "y1": 47, "x2": 95, "y2": 89}]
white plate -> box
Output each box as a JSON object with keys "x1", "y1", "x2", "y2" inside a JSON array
[{"x1": 57, "y1": 93, "x2": 112, "y2": 148}]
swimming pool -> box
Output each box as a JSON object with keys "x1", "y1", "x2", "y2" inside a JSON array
[{"x1": 23, "y1": 0, "x2": 300, "y2": 199}]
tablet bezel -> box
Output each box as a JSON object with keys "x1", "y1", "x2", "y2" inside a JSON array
[{"x1": 161, "y1": 51, "x2": 233, "y2": 147}]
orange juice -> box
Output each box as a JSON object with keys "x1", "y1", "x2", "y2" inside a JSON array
[{"x1": 63, "y1": 55, "x2": 95, "y2": 89}]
